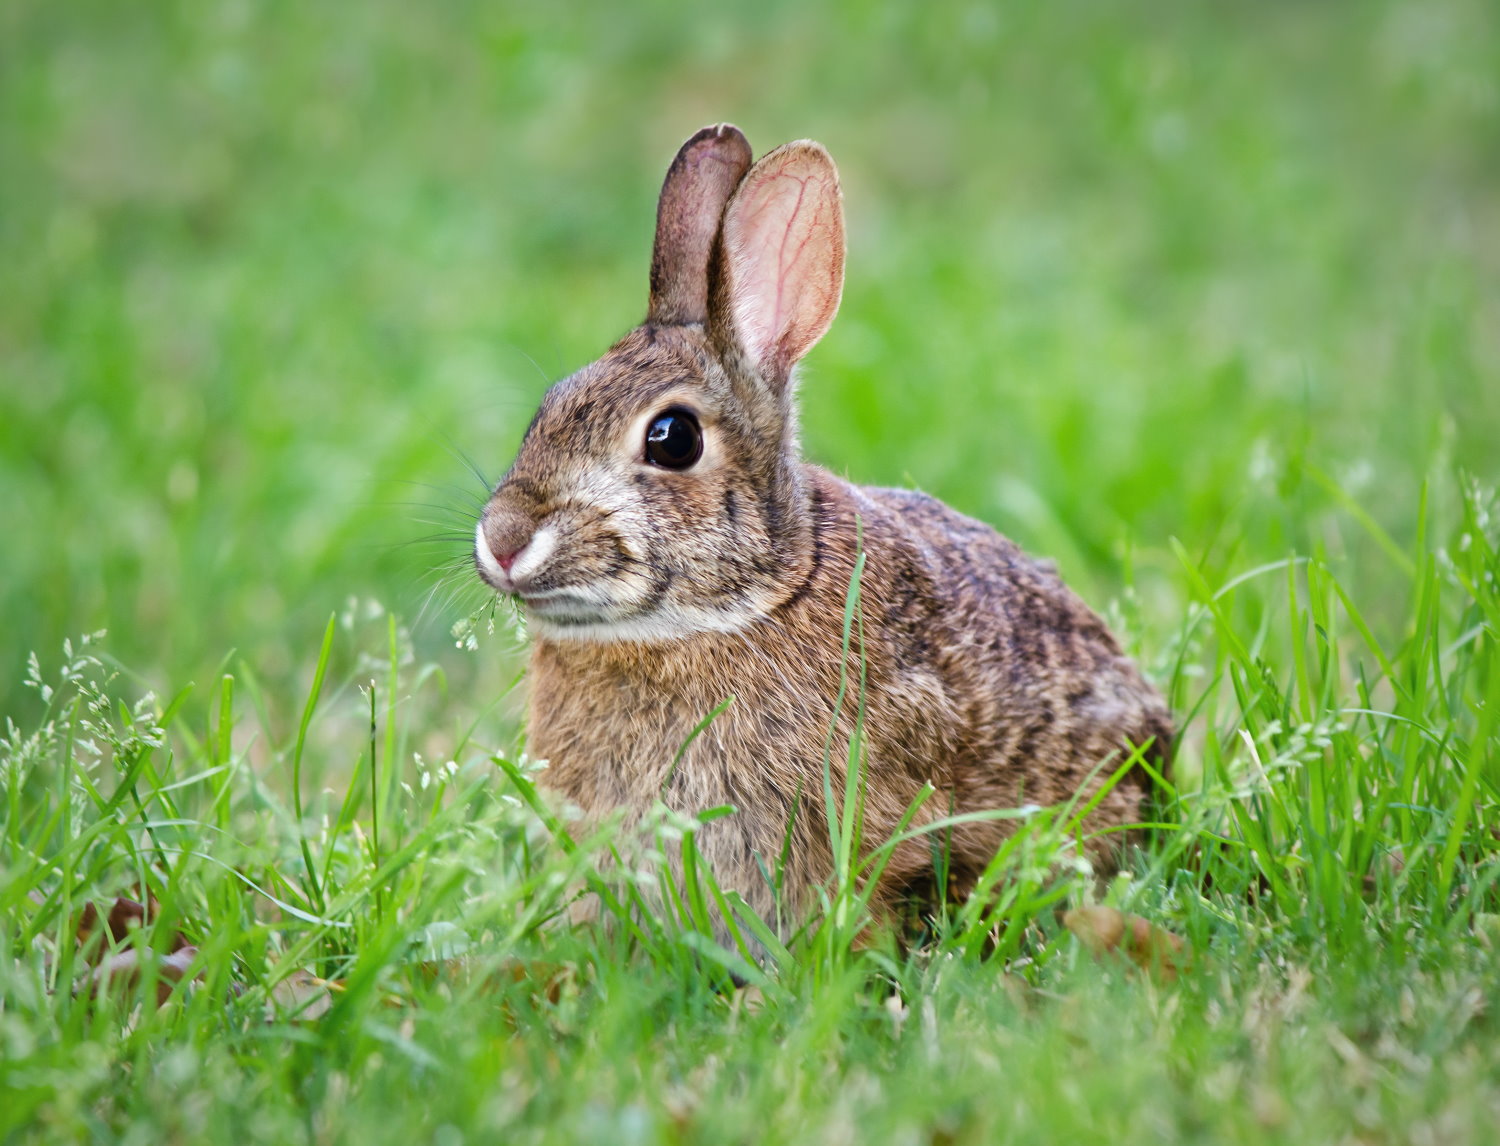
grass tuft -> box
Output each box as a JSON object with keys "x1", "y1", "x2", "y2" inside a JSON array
[{"x1": 3, "y1": 466, "x2": 1496, "y2": 1140}]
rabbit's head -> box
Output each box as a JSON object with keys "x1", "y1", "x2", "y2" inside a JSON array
[{"x1": 475, "y1": 124, "x2": 845, "y2": 642}]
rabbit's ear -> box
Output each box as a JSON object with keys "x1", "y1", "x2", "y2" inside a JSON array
[
  {"x1": 713, "y1": 141, "x2": 844, "y2": 381},
  {"x1": 648, "y1": 124, "x2": 753, "y2": 326}
]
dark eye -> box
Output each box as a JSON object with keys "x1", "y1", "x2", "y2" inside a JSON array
[{"x1": 644, "y1": 409, "x2": 703, "y2": 470}]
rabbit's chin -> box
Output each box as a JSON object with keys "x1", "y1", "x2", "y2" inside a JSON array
[{"x1": 522, "y1": 596, "x2": 771, "y2": 645}]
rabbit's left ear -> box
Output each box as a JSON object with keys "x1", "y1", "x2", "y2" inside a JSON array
[
  {"x1": 648, "y1": 124, "x2": 753, "y2": 326},
  {"x1": 713, "y1": 141, "x2": 844, "y2": 383}
]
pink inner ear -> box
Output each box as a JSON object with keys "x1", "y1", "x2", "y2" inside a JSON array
[{"x1": 722, "y1": 144, "x2": 844, "y2": 375}]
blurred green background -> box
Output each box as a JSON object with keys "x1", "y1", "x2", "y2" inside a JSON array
[{"x1": 2, "y1": 0, "x2": 1497, "y2": 717}]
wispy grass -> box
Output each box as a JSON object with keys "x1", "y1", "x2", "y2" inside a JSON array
[
  {"x1": 3, "y1": 0, "x2": 1499, "y2": 1141},
  {"x1": 3, "y1": 471, "x2": 1497, "y2": 1143}
]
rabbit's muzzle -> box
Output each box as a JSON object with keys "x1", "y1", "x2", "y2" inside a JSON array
[{"x1": 475, "y1": 487, "x2": 663, "y2": 634}]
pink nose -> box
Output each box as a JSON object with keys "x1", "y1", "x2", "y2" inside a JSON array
[
  {"x1": 492, "y1": 543, "x2": 523, "y2": 574},
  {"x1": 481, "y1": 506, "x2": 534, "y2": 580}
]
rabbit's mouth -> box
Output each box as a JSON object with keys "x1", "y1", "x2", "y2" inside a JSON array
[
  {"x1": 518, "y1": 588, "x2": 593, "y2": 612},
  {"x1": 517, "y1": 585, "x2": 626, "y2": 626},
  {"x1": 519, "y1": 582, "x2": 781, "y2": 645},
  {"x1": 513, "y1": 579, "x2": 673, "y2": 642}
]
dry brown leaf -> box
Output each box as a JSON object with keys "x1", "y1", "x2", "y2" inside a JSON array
[
  {"x1": 498, "y1": 958, "x2": 571, "y2": 1005},
  {"x1": 76, "y1": 896, "x2": 187, "y2": 956},
  {"x1": 74, "y1": 894, "x2": 201, "y2": 1007},
  {"x1": 90, "y1": 944, "x2": 200, "y2": 1006},
  {"x1": 269, "y1": 969, "x2": 339, "y2": 1021},
  {"x1": 485, "y1": 959, "x2": 578, "y2": 1030},
  {"x1": 1063, "y1": 905, "x2": 1191, "y2": 981},
  {"x1": 77, "y1": 897, "x2": 145, "y2": 949},
  {"x1": 731, "y1": 984, "x2": 766, "y2": 1017}
]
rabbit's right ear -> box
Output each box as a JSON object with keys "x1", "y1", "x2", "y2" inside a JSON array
[
  {"x1": 648, "y1": 124, "x2": 753, "y2": 326},
  {"x1": 712, "y1": 141, "x2": 844, "y2": 385}
]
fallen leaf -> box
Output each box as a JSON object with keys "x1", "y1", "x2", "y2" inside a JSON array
[
  {"x1": 499, "y1": 958, "x2": 571, "y2": 1005},
  {"x1": 269, "y1": 968, "x2": 338, "y2": 1021},
  {"x1": 1063, "y1": 906, "x2": 1191, "y2": 981},
  {"x1": 731, "y1": 984, "x2": 766, "y2": 1016},
  {"x1": 486, "y1": 959, "x2": 580, "y2": 1031},
  {"x1": 76, "y1": 896, "x2": 187, "y2": 955},
  {"x1": 74, "y1": 895, "x2": 202, "y2": 1007},
  {"x1": 90, "y1": 944, "x2": 200, "y2": 1006}
]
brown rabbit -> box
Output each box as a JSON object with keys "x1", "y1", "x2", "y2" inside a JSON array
[{"x1": 474, "y1": 124, "x2": 1171, "y2": 935}]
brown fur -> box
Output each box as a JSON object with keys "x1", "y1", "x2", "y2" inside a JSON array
[{"x1": 475, "y1": 126, "x2": 1172, "y2": 936}]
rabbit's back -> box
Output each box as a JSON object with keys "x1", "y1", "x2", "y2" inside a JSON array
[{"x1": 855, "y1": 482, "x2": 1170, "y2": 870}]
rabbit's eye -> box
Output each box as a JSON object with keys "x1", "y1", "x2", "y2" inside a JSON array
[{"x1": 644, "y1": 409, "x2": 703, "y2": 470}]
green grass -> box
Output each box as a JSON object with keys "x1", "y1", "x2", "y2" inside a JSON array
[{"x1": 3, "y1": 0, "x2": 1500, "y2": 1142}]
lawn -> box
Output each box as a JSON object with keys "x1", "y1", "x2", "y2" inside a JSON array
[{"x1": 3, "y1": 0, "x2": 1499, "y2": 1142}]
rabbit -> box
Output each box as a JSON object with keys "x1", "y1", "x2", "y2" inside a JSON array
[{"x1": 474, "y1": 123, "x2": 1172, "y2": 937}]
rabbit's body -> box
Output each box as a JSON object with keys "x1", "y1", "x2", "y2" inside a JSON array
[
  {"x1": 476, "y1": 125, "x2": 1170, "y2": 934},
  {"x1": 531, "y1": 451, "x2": 1168, "y2": 924}
]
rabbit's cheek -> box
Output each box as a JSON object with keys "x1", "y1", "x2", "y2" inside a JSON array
[
  {"x1": 569, "y1": 464, "x2": 639, "y2": 514},
  {"x1": 523, "y1": 519, "x2": 656, "y2": 601}
]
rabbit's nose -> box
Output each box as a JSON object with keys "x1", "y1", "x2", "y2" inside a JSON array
[
  {"x1": 494, "y1": 546, "x2": 523, "y2": 573},
  {"x1": 478, "y1": 508, "x2": 536, "y2": 582}
]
